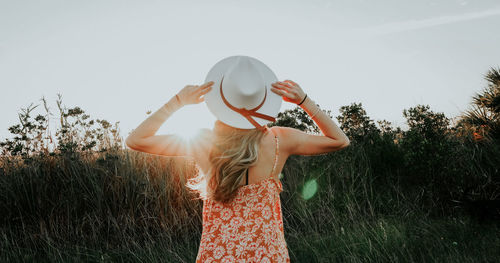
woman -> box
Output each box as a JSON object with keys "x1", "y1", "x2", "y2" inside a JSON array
[{"x1": 126, "y1": 56, "x2": 350, "y2": 262}]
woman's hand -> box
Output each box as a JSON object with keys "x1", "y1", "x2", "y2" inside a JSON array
[
  {"x1": 271, "y1": 80, "x2": 306, "y2": 105},
  {"x1": 177, "y1": 81, "x2": 214, "y2": 105}
]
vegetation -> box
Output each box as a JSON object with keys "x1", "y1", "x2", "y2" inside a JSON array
[{"x1": 1, "y1": 68, "x2": 499, "y2": 262}]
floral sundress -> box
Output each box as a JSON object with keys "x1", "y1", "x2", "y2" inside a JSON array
[{"x1": 195, "y1": 128, "x2": 290, "y2": 262}]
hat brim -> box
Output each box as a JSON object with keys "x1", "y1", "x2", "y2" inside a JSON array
[{"x1": 204, "y1": 56, "x2": 282, "y2": 129}]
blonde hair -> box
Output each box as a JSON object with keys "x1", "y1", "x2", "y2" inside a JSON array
[{"x1": 187, "y1": 121, "x2": 268, "y2": 204}]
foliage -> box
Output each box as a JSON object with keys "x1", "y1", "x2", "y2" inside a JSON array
[
  {"x1": 0, "y1": 98, "x2": 51, "y2": 157},
  {"x1": 335, "y1": 103, "x2": 404, "y2": 176},
  {"x1": 400, "y1": 104, "x2": 452, "y2": 177},
  {"x1": 397, "y1": 105, "x2": 466, "y2": 214},
  {"x1": 336, "y1": 102, "x2": 380, "y2": 142},
  {"x1": 456, "y1": 67, "x2": 500, "y2": 141},
  {"x1": 268, "y1": 104, "x2": 333, "y2": 134},
  {"x1": 0, "y1": 94, "x2": 122, "y2": 159}
]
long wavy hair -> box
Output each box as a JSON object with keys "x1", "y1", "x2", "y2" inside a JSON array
[{"x1": 186, "y1": 120, "x2": 268, "y2": 204}]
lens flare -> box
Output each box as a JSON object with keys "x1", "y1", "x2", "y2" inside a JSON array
[{"x1": 301, "y1": 179, "x2": 318, "y2": 200}]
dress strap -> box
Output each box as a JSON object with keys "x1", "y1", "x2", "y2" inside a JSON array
[
  {"x1": 246, "y1": 169, "x2": 249, "y2": 185},
  {"x1": 270, "y1": 128, "x2": 279, "y2": 177},
  {"x1": 245, "y1": 127, "x2": 278, "y2": 186}
]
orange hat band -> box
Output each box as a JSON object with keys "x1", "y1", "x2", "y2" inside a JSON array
[{"x1": 219, "y1": 75, "x2": 276, "y2": 132}]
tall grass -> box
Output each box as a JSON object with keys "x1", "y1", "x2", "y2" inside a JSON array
[
  {"x1": 1, "y1": 94, "x2": 499, "y2": 262},
  {"x1": 1, "y1": 141, "x2": 499, "y2": 262}
]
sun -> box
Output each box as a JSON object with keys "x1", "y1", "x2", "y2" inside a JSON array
[
  {"x1": 164, "y1": 104, "x2": 215, "y2": 142},
  {"x1": 155, "y1": 102, "x2": 215, "y2": 146},
  {"x1": 166, "y1": 114, "x2": 212, "y2": 144},
  {"x1": 175, "y1": 126, "x2": 206, "y2": 142}
]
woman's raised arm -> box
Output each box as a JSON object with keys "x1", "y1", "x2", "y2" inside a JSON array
[
  {"x1": 125, "y1": 81, "x2": 213, "y2": 157},
  {"x1": 271, "y1": 79, "x2": 350, "y2": 157}
]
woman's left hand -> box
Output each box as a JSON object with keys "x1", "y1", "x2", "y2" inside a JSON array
[{"x1": 177, "y1": 81, "x2": 214, "y2": 105}]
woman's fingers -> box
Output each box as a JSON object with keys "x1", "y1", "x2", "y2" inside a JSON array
[
  {"x1": 199, "y1": 85, "x2": 212, "y2": 92},
  {"x1": 179, "y1": 81, "x2": 214, "y2": 105},
  {"x1": 272, "y1": 82, "x2": 292, "y2": 90},
  {"x1": 271, "y1": 86, "x2": 293, "y2": 99},
  {"x1": 196, "y1": 89, "x2": 210, "y2": 97},
  {"x1": 271, "y1": 87, "x2": 285, "y2": 96},
  {"x1": 280, "y1": 81, "x2": 295, "y2": 90},
  {"x1": 284, "y1": 80, "x2": 298, "y2": 86},
  {"x1": 202, "y1": 81, "x2": 214, "y2": 88},
  {"x1": 195, "y1": 82, "x2": 213, "y2": 94},
  {"x1": 273, "y1": 82, "x2": 298, "y2": 97},
  {"x1": 190, "y1": 81, "x2": 213, "y2": 92},
  {"x1": 280, "y1": 80, "x2": 294, "y2": 88}
]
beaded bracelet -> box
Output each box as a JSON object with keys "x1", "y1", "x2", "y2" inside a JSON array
[{"x1": 297, "y1": 94, "x2": 308, "y2": 106}]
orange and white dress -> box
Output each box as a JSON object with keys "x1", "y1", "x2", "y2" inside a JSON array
[{"x1": 195, "y1": 128, "x2": 290, "y2": 263}]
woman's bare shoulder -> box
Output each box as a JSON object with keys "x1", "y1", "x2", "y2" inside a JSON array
[
  {"x1": 270, "y1": 125, "x2": 302, "y2": 139},
  {"x1": 268, "y1": 126, "x2": 297, "y2": 157},
  {"x1": 269, "y1": 126, "x2": 283, "y2": 138}
]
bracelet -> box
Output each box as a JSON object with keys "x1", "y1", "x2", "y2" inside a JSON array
[
  {"x1": 310, "y1": 106, "x2": 321, "y2": 119},
  {"x1": 175, "y1": 94, "x2": 183, "y2": 106},
  {"x1": 297, "y1": 94, "x2": 307, "y2": 106}
]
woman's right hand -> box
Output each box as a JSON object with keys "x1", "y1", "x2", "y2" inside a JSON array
[{"x1": 271, "y1": 80, "x2": 307, "y2": 105}]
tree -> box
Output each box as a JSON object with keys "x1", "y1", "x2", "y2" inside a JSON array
[
  {"x1": 268, "y1": 105, "x2": 333, "y2": 134},
  {"x1": 336, "y1": 102, "x2": 380, "y2": 143},
  {"x1": 399, "y1": 104, "x2": 453, "y2": 182},
  {"x1": 456, "y1": 66, "x2": 500, "y2": 141},
  {"x1": 398, "y1": 104, "x2": 462, "y2": 213},
  {"x1": 403, "y1": 105, "x2": 450, "y2": 140}
]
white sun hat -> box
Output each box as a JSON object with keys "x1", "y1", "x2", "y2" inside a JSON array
[{"x1": 204, "y1": 55, "x2": 282, "y2": 131}]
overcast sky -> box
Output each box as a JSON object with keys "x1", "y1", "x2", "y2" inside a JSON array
[{"x1": 1, "y1": 0, "x2": 499, "y2": 141}]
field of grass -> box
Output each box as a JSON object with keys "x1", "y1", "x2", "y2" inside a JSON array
[
  {"x1": 1, "y1": 215, "x2": 498, "y2": 262},
  {"x1": 1, "y1": 140, "x2": 498, "y2": 262},
  {"x1": 1, "y1": 83, "x2": 499, "y2": 262}
]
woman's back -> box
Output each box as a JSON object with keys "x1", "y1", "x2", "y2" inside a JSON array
[
  {"x1": 243, "y1": 126, "x2": 284, "y2": 186},
  {"x1": 195, "y1": 127, "x2": 290, "y2": 263}
]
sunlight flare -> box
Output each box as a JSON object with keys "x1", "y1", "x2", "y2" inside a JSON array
[{"x1": 302, "y1": 179, "x2": 318, "y2": 200}]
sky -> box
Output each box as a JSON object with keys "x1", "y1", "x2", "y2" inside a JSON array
[{"x1": 1, "y1": 0, "x2": 499, "y2": 142}]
